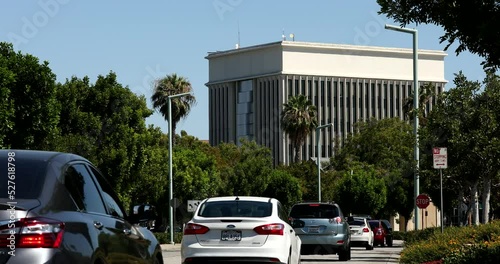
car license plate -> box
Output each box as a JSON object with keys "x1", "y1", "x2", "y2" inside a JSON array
[
  {"x1": 350, "y1": 230, "x2": 359, "y2": 235},
  {"x1": 308, "y1": 226, "x2": 319, "y2": 233},
  {"x1": 221, "y1": 230, "x2": 241, "y2": 241}
]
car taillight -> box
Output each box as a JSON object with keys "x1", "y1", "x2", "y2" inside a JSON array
[
  {"x1": 183, "y1": 223, "x2": 209, "y2": 235},
  {"x1": 0, "y1": 217, "x2": 64, "y2": 248},
  {"x1": 254, "y1": 223, "x2": 284, "y2": 235},
  {"x1": 363, "y1": 228, "x2": 370, "y2": 233}
]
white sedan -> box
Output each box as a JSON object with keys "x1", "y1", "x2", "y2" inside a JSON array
[
  {"x1": 347, "y1": 217, "x2": 374, "y2": 250},
  {"x1": 181, "y1": 196, "x2": 302, "y2": 264}
]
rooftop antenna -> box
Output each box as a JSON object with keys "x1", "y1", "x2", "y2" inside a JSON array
[
  {"x1": 282, "y1": 28, "x2": 286, "y2": 41},
  {"x1": 235, "y1": 20, "x2": 241, "y2": 49}
]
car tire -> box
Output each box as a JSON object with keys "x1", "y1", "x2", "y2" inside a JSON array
[
  {"x1": 366, "y1": 242, "x2": 374, "y2": 250},
  {"x1": 338, "y1": 245, "x2": 350, "y2": 261},
  {"x1": 154, "y1": 255, "x2": 162, "y2": 264},
  {"x1": 387, "y1": 238, "x2": 393, "y2": 247}
]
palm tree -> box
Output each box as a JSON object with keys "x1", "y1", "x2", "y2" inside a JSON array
[
  {"x1": 151, "y1": 73, "x2": 196, "y2": 146},
  {"x1": 281, "y1": 95, "x2": 318, "y2": 163},
  {"x1": 402, "y1": 83, "x2": 436, "y2": 126}
]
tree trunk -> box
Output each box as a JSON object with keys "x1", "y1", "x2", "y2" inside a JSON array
[
  {"x1": 458, "y1": 189, "x2": 465, "y2": 226},
  {"x1": 171, "y1": 123, "x2": 177, "y2": 147},
  {"x1": 471, "y1": 182, "x2": 480, "y2": 225},
  {"x1": 294, "y1": 144, "x2": 301, "y2": 163},
  {"x1": 482, "y1": 178, "x2": 491, "y2": 224}
]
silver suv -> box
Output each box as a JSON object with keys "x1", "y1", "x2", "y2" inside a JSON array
[{"x1": 289, "y1": 202, "x2": 351, "y2": 261}]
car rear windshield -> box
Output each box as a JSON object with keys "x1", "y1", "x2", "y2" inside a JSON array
[
  {"x1": 289, "y1": 204, "x2": 339, "y2": 219},
  {"x1": 198, "y1": 200, "x2": 272, "y2": 217},
  {"x1": 348, "y1": 220, "x2": 365, "y2": 226},
  {"x1": 368, "y1": 221, "x2": 380, "y2": 229},
  {"x1": 0, "y1": 158, "x2": 47, "y2": 199}
]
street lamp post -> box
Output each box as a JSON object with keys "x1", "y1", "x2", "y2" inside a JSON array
[
  {"x1": 316, "y1": 123, "x2": 333, "y2": 203},
  {"x1": 168, "y1": 92, "x2": 191, "y2": 244},
  {"x1": 385, "y1": 24, "x2": 419, "y2": 230}
]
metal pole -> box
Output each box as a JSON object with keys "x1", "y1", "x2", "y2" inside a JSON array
[
  {"x1": 168, "y1": 97, "x2": 173, "y2": 244},
  {"x1": 168, "y1": 92, "x2": 191, "y2": 244},
  {"x1": 316, "y1": 123, "x2": 333, "y2": 203},
  {"x1": 385, "y1": 24, "x2": 419, "y2": 231},
  {"x1": 317, "y1": 128, "x2": 321, "y2": 203},
  {"x1": 413, "y1": 29, "x2": 420, "y2": 231},
  {"x1": 440, "y1": 169, "x2": 444, "y2": 233}
]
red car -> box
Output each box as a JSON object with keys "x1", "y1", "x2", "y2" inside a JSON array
[{"x1": 368, "y1": 220, "x2": 387, "y2": 246}]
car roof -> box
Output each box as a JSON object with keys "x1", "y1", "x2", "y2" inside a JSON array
[
  {"x1": 293, "y1": 201, "x2": 338, "y2": 206},
  {"x1": 204, "y1": 196, "x2": 274, "y2": 203},
  {"x1": 0, "y1": 149, "x2": 88, "y2": 163}
]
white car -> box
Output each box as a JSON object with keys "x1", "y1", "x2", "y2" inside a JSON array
[
  {"x1": 347, "y1": 217, "x2": 374, "y2": 250},
  {"x1": 181, "y1": 196, "x2": 302, "y2": 264}
]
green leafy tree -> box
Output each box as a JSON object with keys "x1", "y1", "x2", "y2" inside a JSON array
[
  {"x1": 263, "y1": 169, "x2": 303, "y2": 211},
  {"x1": 331, "y1": 118, "x2": 415, "y2": 226},
  {"x1": 281, "y1": 95, "x2": 318, "y2": 163},
  {"x1": 278, "y1": 160, "x2": 318, "y2": 201},
  {"x1": 216, "y1": 139, "x2": 274, "y2": 196},
  {"x1": 0, "y1": 52, "x2": 14, "y2": 148},
  {"x1": 377, "y1": 0, "x2": 500, "y2": 69},
  {"x1": 0, "y1": 42, "x2": 59, "y2": 149},
  {"x1": 333, "y1": 162, "x2": 387, "y2": 216},
  {"x1": 422, "y1": 72, "x2": 500, "y2": 224},
  {"x1": 151, "y1": 74, "x2": 196, "y2": 146},
  {"x1": 55, "y1": 73, "x2": 155, "y2": 210}
]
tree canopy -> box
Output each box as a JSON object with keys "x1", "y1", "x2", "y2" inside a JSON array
[{"x1": 377, "y1": 0, "x2": 500, "y2": 69}]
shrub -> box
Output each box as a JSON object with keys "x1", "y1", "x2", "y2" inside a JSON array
[
  {"x1": 392, "y1": 231, "x2": 406, "y2": 240},
  {"x1": 154, "y1": 232, "x2": 183, "y2": 244},
  {"x1": 399, "y1": 220, "x2": 500, "y2": 264}
]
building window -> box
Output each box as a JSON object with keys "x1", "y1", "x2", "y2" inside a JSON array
[
  {"x1": 334, "y1": 81, "x2": 338, "y2": 107},
  {"x1": 327, "y1": 81, "x2": 332, "y2": 107},
  {"x1": 236, "y1": 80, "x2": 253, "y2": 143}
]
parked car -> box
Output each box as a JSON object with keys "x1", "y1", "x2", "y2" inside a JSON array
[
  {"x1": 380, "y1": 219, "x2": 393, "y2": 247},
  {"x1": 347, "y1": 217, "x2": 374, "y2": 250},
  {"x1": 0, "y1": 150, "x2": 163, "y2": 264},
  {"x1": 368, "y1": 219, "x2": 387, "y2": 247},
  {"x1": 289, "y1": 202, "x2": 351, "y2": 261},
  {"x1": 181, "y1": 196, "x2": 301, "y2": 264}
]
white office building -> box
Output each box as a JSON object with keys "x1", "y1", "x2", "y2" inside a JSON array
[{"x1": 205, "y1": 41, "x2": 447, "y2": 165}]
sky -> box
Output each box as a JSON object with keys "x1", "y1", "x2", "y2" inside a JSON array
[{"x1": 1, "y1": 0, "x2": 487, "y2": 140}]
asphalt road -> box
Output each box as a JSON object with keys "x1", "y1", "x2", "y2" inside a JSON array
[{"x1": 162, "y1": 240, "x2": 403, "y2": 264}]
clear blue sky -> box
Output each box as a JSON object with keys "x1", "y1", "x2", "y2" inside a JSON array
[{"x1": 1, "y1": 0, "x2": 486, "y2": 140}]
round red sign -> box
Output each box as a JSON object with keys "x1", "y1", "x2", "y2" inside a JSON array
[{"x1": 416, "y1": 194, "x2": 430, "y2": 209}]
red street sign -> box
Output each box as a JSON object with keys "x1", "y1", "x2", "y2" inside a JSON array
[
  {"x1": 433, "y1": 147, "x2": 448, "y2": 169},
  {"x1": 416, "y1": 194, "x2": 430, "y2": 209}
]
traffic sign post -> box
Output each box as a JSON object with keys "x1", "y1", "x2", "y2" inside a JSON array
[{"x1": 433, "y1": 147, "x2": 447, "y2": 233}]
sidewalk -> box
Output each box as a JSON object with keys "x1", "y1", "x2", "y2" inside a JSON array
[{"x1": 161, "y1": 243, "x2": 181, "y2": 251}]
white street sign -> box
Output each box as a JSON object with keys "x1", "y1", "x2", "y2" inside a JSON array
[
  {"x1": 187, "y1": 200, "x2": 202, "y2": 212},
  {"x1": 433, "y1": 147, "x2": 448, "y2": 169}
]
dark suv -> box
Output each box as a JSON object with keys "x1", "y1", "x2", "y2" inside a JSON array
[
  {"x1": 289, "y1": 202, "x2": 351, "y2": 261},
  {"x1": 0, "y1": 150, "x2": 163, "y2": 264}
]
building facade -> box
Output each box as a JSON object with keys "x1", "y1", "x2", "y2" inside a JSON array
[{"x1": 205, "y1": 41, "x2": 447, "y2": 165}]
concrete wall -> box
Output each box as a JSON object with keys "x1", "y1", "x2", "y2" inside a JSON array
[{"x1": 281, "y1": 41, "x2": 446, "y2": 82}]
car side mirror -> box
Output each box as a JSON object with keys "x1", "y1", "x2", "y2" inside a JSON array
[{"x1": 129, "y1": 204, "x2": 157, "y2": 226}]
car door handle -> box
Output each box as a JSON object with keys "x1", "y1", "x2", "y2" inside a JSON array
[
  {"x1": 123, "y1": 229, "x2": 132, "y2": 236},
  {"x1": 93, "y1": 221, "x2": 103, "y2": 230}
]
